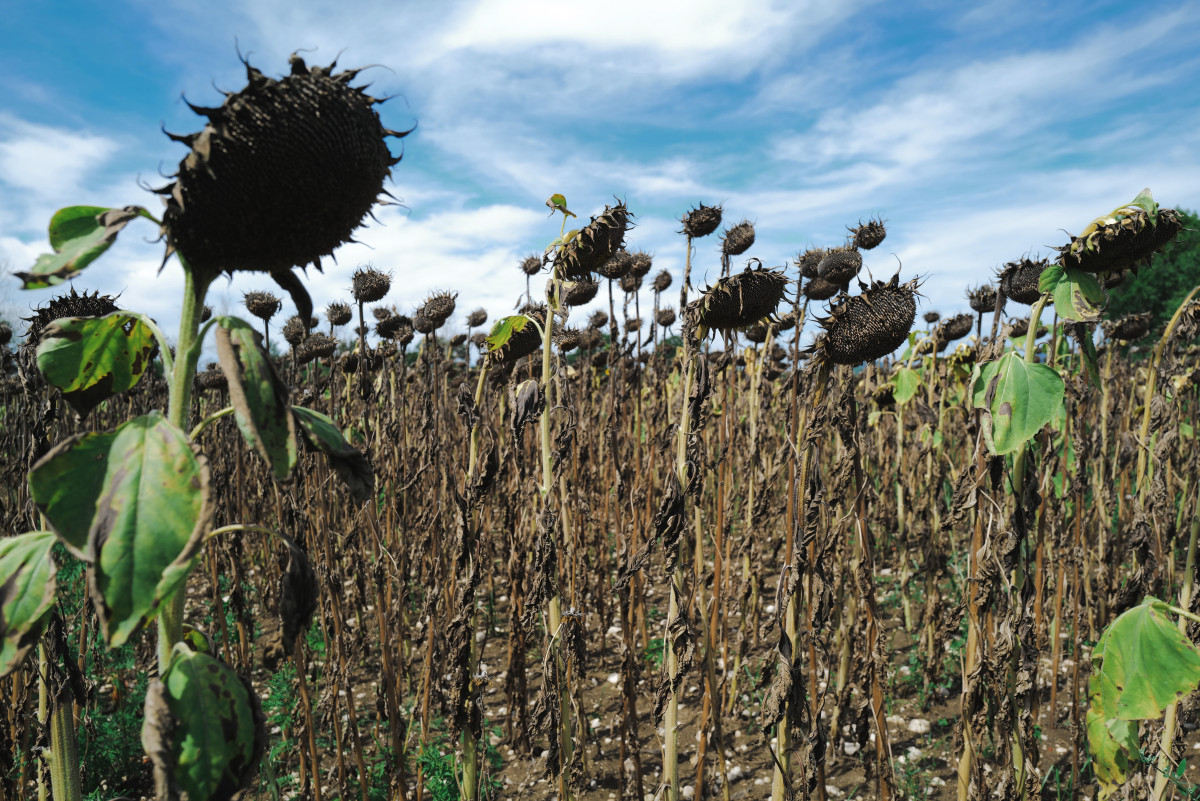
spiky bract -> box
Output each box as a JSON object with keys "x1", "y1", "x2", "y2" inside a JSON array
[
  {"x1": 159, "y1": 56, "x2": 405, "y2": 279},
  {"x1": 815, "y1": 273, "x2": 919, "y2": 366}
]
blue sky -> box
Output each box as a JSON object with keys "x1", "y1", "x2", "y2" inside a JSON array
[{"x1": 2, "y1": 0, "x2": 1199, "y2": 349}]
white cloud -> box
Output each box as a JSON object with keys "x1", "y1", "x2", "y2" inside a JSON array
[{"x1": 0, "y1": 115, "x2": 119, "y2": 200}]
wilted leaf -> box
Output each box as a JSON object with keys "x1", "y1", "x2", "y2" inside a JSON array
[
  {"x1": 279, "y1": 536, "x2": 316, "y2": 654},
  {"x1": 215, "y1": 316, "x2": 298, "y2": 481},
  {"x1": 292, "y1": 406, "x2": 375, "y2": 502},
  {"x1": 0, "y1": 532, "x2": 57, "y2": 676},
  {"x1": 17, "y1": 206, "x2": 150, "y2": 289},
  {"x1": 35, "y1": 313, "x2": 157, "y2": 417}
]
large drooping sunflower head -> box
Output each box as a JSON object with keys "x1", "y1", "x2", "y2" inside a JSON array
[
  {"x1": 158, "y1": 54, "x2": 409, "y2": 282},
  {"x1": 684, "y1": 264, "x2": 789, "y2": 340},
  {"x1": 812, "y1": 273, "x2": 920, "y2": 366},
  {"x1": 1057, "y1": 189, "x2": 1184, "y2": 276}
]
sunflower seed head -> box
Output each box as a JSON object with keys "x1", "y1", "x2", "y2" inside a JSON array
[
  {"x1": 243, "y1": 290, "x2": 282, "y2": 321},
  {"x1": 721, "y1": 221, "x2": 755, "y2": 256},
  {"x1": 326, "y1": 301, "x2": 353, "y2": 326},
  {"x1": 352, "y1": 267, "x2": 391, "y2": 303},
  {"x1": 679, "y1": 203, "x2": 723, "y2": 239},
  {"x1": 466, "y1": 308, "x2": 488, "y2": 327}
]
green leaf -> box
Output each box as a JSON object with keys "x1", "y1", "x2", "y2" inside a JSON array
[
  {"x1": 0, "y1": 532, "x2": 57, "y2": 676},
  {"x1": 1086, "y1": 701, "x2": 1136, "y2": 799},
  {"x1": 486, "y1": 314, "x2": 532, "y2": 350},
  {"x1": 215, "y1": 317, "x2": 298, "y2": 482},
  {"x1": 28, "y1": 412, "x2": 211, "y2": 646},
  {"x1": 971, "y1": 353, "x2": 1065, "y2": 455},
  {"x1": 1181, "y1": 421, "x2": 1194, "y2": 440},
  {"x1": 1125, "y1": 187, "x2": 1158, "y2": 219},
  {"x1": 1053, "y1": 266, "x2": 1106, "y2": 322},
  {"x1": 1039, "y1": 262, "x2": 1064, "y2": 294},
  {"x1": 292, "y1": 406, "x2": 375, "y2": 503},
  {"x1": 35, "y1": 313, "x2": 157, "y2": 417},
  {"x1": 16, "y1": 206, "x2": 149, "y2": 289},
  {"x1": 546, "y1": 193, "x2": 576, "y2": 218},
  {"x1": 1078, "y1": 326, "x2": 1101, "y2": 389},
  {"x1": 143, "y1": 645, "x2": 264, "y2": 800},
  {"x1": 1095, "y1": 599, "x2": 1200, "y2": 721},
  {"x1": 890, "y1": 367, "x2": 920, "y2": 405}
]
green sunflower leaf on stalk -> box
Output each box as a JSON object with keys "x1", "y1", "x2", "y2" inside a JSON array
[
  {"x1": 35, "y1": 313, "x2": 157, "y2": 417},
  {"x1": 16, "y1": 206, "x2": 153, "y2": 289},
  {"x1": 28, "y1": 411, "x2": 211, "y2": 646}
]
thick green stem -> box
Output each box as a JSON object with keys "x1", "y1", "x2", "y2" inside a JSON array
[{"x1": 160, "y1": 263, "x2": 212, "y2": 670}]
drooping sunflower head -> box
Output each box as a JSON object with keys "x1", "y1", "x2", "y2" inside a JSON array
[
  {"x1": 553, "y1": 201, "x2": 632, "y2": 280},
  {"x1": 466, "y1": 308, "x2": 488, "y2": 328},
  {"x1": 652, "y1": 269, "x2": 673, "y2": 293},
  {"x1": 817, "y1": 246, "x2": 862, "y2": 284},
  {"x1": 720, "y1": 220, "x2": 756, "y2": 257},
  {"x1": 325, "y1": 302, "x2": 353, "y2": 327},
  {"x1": 796, "y1": 247, "x2": 826, "y2": 279},
  {"x1": 158, "y1": 55, "x2": 409, "y2": 281},
  {"x1": 243, "y1": 290, "x2": 282, "y2": 322},
  {"x1": 684, "y1": 264, "x2": 789, "y2": 340},
  {"x1": 1057, "y1": 189, "x2": 1184, "y2": 275},
  {"x1": 998, "y1": 257, "x2": 1049, "y2": 306},
  {"x1": 352, "y1": 266, "x2": 391, "y2": 304},
  {"x1": 23, "y1": 287, "x2": 121, "y2": 343},
  {"x1": 849, "y1": 217, "x2": 887, "y2": 250},
  {"x1": 812, "y1": 273, "x2": 920, "y2": 366},
  {"x1": 967, "y1": 284, "x2": 1000, "y2": 314}
]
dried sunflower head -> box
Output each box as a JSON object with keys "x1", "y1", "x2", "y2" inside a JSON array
[
  {"x1": 1107, "y1": 312, "x2": 1152, "y2": 342},
  {"x1": 588, "y1": 310, "x2": 609, "y2": 329},
  {"x1": 421, "y1": 291, "x2": 457, "y2": 325},
  {"x1": 935, "y1": 313, "x2": 974, "y2": 351},
  {"x1": 1057, "y1": 190, "x2": 1184, "y2": 275},
  {"x1": 597, "y1": 250, "x2": 633, "y2": 281},
  {"x1": 282, "y1": 315, "x2": 308, "y2": 346},
  {"x1": 23, "y1": 287, "x2": 121, "y2": 343},
  {"x1": 619, "y1": 272, "x2": 642, "y2": 294},
  {"x1": 376, "y1": 313, "x2": 410, "y2": 340},
  {"x1": 352, "y1": 267, "x2": 391, "y2": 304},
  {"x1": 562, "y1": 279, "x2": 599, "y2": 307},
  {"x1": 326, "y1": 301, "x2": 353, "y2": 327},
  {"x1": 629, "y1": 251, "x2": 653, "y2": 279},
  {"x1": 0, "y1": 322, "x2": 11, "y2": 347},
  {"x1": 967, "y1": 284, "x2": 999, "y2": 314},
  {"x1": 555, "y1": 326, "x2": 581, "y2": 352},
  {"x1": 924, "y1": 311, "x2": 941, "y2": 325},
  {"x1": 999, "y1": 257, "x2": 1049, "y2": 306},
  {"x1": 813, "y1": 273, "x2": 920, "y2": 366},
  {"x1": 721, "y1": 221, "x2": 755, "y2": 257},
  {"x1": 652, "y1": 269, "x2": 673, "y2": 293},
  {"x1": 486, "y1": 307, "x2": 546, "y2": 366},
  {"x1": 624, "y1": 317, "x2": 642, "y2": 333},
  {"x1": 450, "y1": 333, "x2": 468, "y2": 348},
  {"x1": 655, "y1": 307, "x2": 676, "y2": 328},
  {"x1": 817, "y1": 246, "x2": 862, "y2": 284},
  {"x1": 372, "y1": 306, "x2": 393, "y2": 321},
  {"x1": 243, "y1": 290, "x2": 281, "y2": 322},
  {"x1": 802, "y1": 276, "x2": 841, "y2": 301},
  {"x1": 685, "y1": 265, "x2": 789, "y2": 339},
  {"x1": 849, "y1": 218, "x2": 887, "y2": 250},
  {"x1": 158, "y1": 55, "x2": 407, "y2": 282},
  {"x1": 520, "y1": 254, "x2": 543, "y2": 277},
  {"x1": 796, "y1": 247, "x2": 826, "y2": 279},
  {"x1": 412, "y1": 312, "x2": 435, "y2": 334},
  {"x1": 553, "y1": 201, "x2": 632, "y2": 280},
  {"x1": 679, "y1": 203, "x2": 723, "y2": 239},
  {"x1": 295, "y1": 333, "x2": 338, "y2": 363},
  {"x1": 466, "y1": 308, "x2": 488, "y2": 328}
]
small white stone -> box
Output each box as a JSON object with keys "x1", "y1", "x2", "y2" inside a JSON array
[
  {"x1": 476, "y1": 631, "x2": 486, "y2": 642},
  {"x1": 541, "y1": 749, "x2": 551, "y2": 760},
  {"x1": 843, "y1": 741, "x2": 860, "y2": 756},
  {"x1": 930, "y1": 777, "x2": 946, "y2": 787},
  {"x1": 765, "y1": 604, "x2": 777, "y2": 614},
  {"x1": 681, "y1": 786, "x2": 695, "y2": 799},
  {"x1": 607, "y1": 625, "x2": 622, "y2": 637},
  {"x1": 728, "y1": 766, "x2": 744, "y2": 782},
  {"x1": 607, "y1": 673, "x2": 620, "y2": 684},
  {"x1": 604, "y1": 737, "x2": 613, "y2": 745},
  {"x1": 826, "y1": 786, "x2": 846, "y2": 798},
  {"x1": 590, "y1": 718, "x2": 602, "y2": 729},
  {"x1": 907, "y1": 718, "x2": 931, "y2": 735}
]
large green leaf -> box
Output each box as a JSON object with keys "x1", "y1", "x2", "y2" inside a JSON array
[
  {"x1": 1086, "y1": 597, "x2": 1200, "y2": 798},
  {"x1": 890, "y1": 367, "x2": 920, "y2": 405},
  {"x1": 0, "y1": 532, "x2": 57, "y2": 676},
  {"x1": 15, "y1": 206, "x2": 150, "y2": 289},
  {"x1": 292, "y1": 406, "x2": 374, "y2": 503},
  {"x1": 971, "y1": 352, "x2": 1065, "y2": 455},
  {"x1": 35, "y1": 313, "x2": 157, "y2": 417},
  {"x1": 28, "y1": 412, "x2": 211, "y2": 646},
  {"x1": 1095, "y1": 599, "x2": 1200, "y2": 721},
  {"x1": 215, "y1": 317, "x2": 297, "y2": 481},
  {"x1": 143, "y1": 644, "x2": 264, "y2": 800},
  {"x1": 1040, "y1": 263, "x2": 1105, "y2": 323}
]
